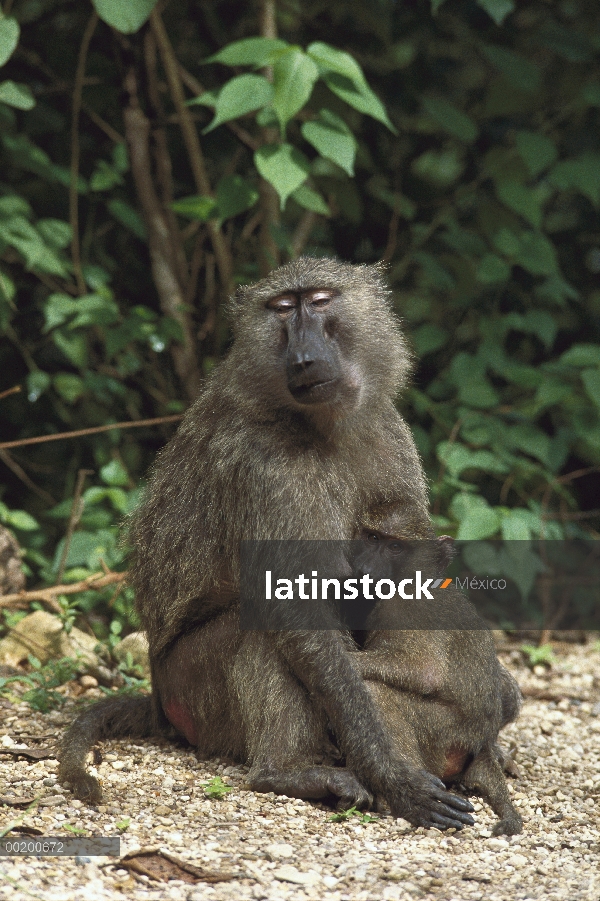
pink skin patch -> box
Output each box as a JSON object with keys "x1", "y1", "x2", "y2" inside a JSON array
[
  {"x1": 163, "y1": 698, "x2": 198, "y2": 746},
  {"x1": 442, "y1": 746, "x2": 468, "y2": 780}
]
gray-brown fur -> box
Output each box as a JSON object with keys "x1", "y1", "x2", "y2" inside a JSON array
[
  {"x1": 60, "y1": 257, "x2": 482, "y2": 829},
  {"x1": 350, "y1": 533, "x2": 522, "y2": 834}
]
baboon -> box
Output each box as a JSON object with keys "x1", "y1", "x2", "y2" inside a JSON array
[
  {"x1": 348, "y1": 531, "x2": 523, "y2": 835},
  {"x1": 60, "y1": 257, "x2": 477, "y2": 830}
]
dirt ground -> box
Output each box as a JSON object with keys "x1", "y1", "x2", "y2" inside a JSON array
[{"x1": 0, "y1": 638, "x2": 598, "y2": 901}]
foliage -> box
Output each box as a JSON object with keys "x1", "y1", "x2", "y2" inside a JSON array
[
  {"x1": 520, "y1": 643, "x2": 556, "y2": 668},
  {"x1": 202, "y1": 776, "x2": 233, "y2": 800},
  {"x1": 0, "y1": 654, "x2": 79, "y2": 712},
  {"x1": 0, "y1": 0, "x2": 598, "y2": 636},
  {"x1": 329, "y1": 805, "x2": 378, "y2": 823}
]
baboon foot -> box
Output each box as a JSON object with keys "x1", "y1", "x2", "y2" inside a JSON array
[
  {"x1": 492, "y1": 812, "x2": 523, "y2": 836},
  {"x1": 249, "y1": 765, "x2": 372, "y2": 808}
]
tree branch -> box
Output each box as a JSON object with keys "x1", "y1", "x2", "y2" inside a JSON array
[
  {"x1": 70, "y1": 12, "x2": 98, "y2": 295},
  {"x1": 123, "y1": 68, "x2": 202, "y2": 401},
  {"x1": 149, "y1": 9, "x2": 233, "y2": 293}
]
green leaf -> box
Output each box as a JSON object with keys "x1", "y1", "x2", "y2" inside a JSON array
[
  {"x1": 502, "y1": 310, "x2": 557, "y2": 349},
  {"x1": 493, "y1": 228, "x2": 558, "y2": 276},
  {"x1": 254, "y1": 143, "x2": 310, "y2": 210},
  {"x1": 0, "y1": 14, "x2": 19, "y2": 67},
  {"x1": 422, "y1": 97, "x2": 478, "y2": 143},
  {"x1": 171, "y1": 195, "x2": 218, "y2": 221},
  {"x1": 203, "y1": 74, "x2": 274, "y2": 133},
  {"x1": 476, "y1": 0, "x2": 515, "y2": 26},
  {"x1": 37, "y1": 219, "x2": 71, "y2": 250},
  {"x1": 215, "y1": 175, "x2": 259, "y2": 222},
  {"x1": 550, "y1": 153, "x2": 600, "y2": 207},
  {"x1": 272, "y1": 48, "x2": 318, "y2": 133},
  {"x1": 500, "y1": 509, "x2": 536, "y2": 541},
  {"x1": 437, "y1": 442, "x2": 509, "y2": 478},
  {"x1": 100, "y1": 460, "x2": 129, "y2": 487},
  {"x1": 91, "y1": 0, "x2": 159, "y2": 34},
  {"x1": 515, "y1": 131, "x2": 557, "y2": 177},
  {"x1": 495, "y1": 180, "x2": 545, "y2": 229},
  {"x1": 307, "y1": 42, "x2": 394, "y2": 131},
  {"x1": 53, "y1": 373, "x2": 85, "y2": 403},
  {"x1": 450, "y1": 353, "x2": 499, "y2": 408},
  {"x1": 582, "y1": 82, "x2": 600, "y2": 108},
  {"x1": 107, "y1": 199, "x2": 146, "y2": 239},
  {"x1": 0, "y1": 266, "x2": 15, "y2": 304},
  {"x1": 560, "y1": 344, "x2": 600, "y2": 367},
  {"x1": 52, "y1": 331, "x2": 88, "y2": 368},
  {"x1": 301, "y1": 110, "x2": 357, "y2": 176},
  {"x1": 581, "y1": 369, "x2": 600, "y2": 411},
  {"x1": 6, "y1": 510, "x2": 39, "y2": 531},
  {"x1": 90, "y1": 159, "x2": 124, "y2": 192},
  {"x1": 26, "y1": 370, "x2": 50, "y2": 402},
  {"x1": 431, "y1": 0, "x2": 449, "y2": 12},
  {"x1": 481, "y1": 45, "x2": 541, "y2": 93},
  {"x1": 451, "y1": 494, "x2": 500, "y2": 540},
  {"x1": 186, "y1": 89, "x2": 219, "y2": 108},
  {"x1": 412, "y1": 324, "x2": 448, "y2": 356},
  {"x1": 0, "y1": 81, "x2": 35, "y2": 110},
  {"x1": 411, "y1": 148, "x2": 463, "y2": 185},
  {"x1": 291, "y1": 184, "x2": 330, "y2": 215},
  {"x1": 476, "y1": 253, "x2": 511, "y2": 284},
  {"x1": 205, "y1": 37, "x2": 288, "y2": 67}
]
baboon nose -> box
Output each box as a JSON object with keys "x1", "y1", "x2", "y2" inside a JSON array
[{"x1": 289, "y1": 350, "x2": 315, "y2": 372}]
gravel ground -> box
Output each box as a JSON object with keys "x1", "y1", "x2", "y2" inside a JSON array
[{"x1": 0, "y1": 639, "x2": 599, "y2": 901}]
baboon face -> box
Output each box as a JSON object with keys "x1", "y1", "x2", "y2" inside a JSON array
[
  {"x1": 230, "y1": 257, "x2": 411, "y2": 417},
  {"x1": 267, "y1": 288, "x2": 358, "y2": 407}
]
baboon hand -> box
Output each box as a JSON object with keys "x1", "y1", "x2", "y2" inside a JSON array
[{"x1": 389, "y1": 770, "x2": 475, "y2": 830}]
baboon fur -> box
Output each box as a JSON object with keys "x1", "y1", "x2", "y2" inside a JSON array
[
  {"x1": 59, "y1": 257, "x2": 517, "y2": 831},
  {"x1": 350, "y1": 532, "x2": 522, "y2": 834}
]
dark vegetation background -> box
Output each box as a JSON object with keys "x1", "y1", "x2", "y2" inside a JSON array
[{"x1": 0, "y1": 0, "x2": 599, "y2": 642}]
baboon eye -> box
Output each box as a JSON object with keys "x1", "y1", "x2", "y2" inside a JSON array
[
  {"x1": 267, "y1": 294, "x2": 297, "y2": 314},
  {"x1": 307, "y1": 291, "x2": 334, "y2": 309},
  {"x1": 366, "y1": 532, "x2": 379, "y2": 542}
]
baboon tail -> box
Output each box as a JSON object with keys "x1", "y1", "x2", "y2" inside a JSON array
[{"x1": 58, "y1": 695, "x2": 153, "y2": 804}]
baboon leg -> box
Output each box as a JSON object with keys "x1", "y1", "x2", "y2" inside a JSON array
[
  {"x1": 233, "y1": 632, "x2": 372, "y2": 809},
  {"x1": 461, "y1": 751, "x2": 523, "y2": 835}
]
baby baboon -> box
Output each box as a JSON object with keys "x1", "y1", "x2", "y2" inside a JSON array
[
  {"x1": 350, "y1": 531, "x2": 523, "y2": 835},
  {"x1": 60, "y1": 257, "x2": 475, "y2": 830}
]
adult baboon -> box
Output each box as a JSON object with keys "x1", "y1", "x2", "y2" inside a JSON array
[{"x1": 60, "y1": 257, "x2": 475, "y2": 830}]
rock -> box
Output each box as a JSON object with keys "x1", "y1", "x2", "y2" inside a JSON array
[
  {"x1": 273, "y1": 865, "x2": 320, "y2": 886},
  {"x1": 112, "y1": 631, "x2": 150, "y2": 678},
  {"x1": 265, "y1": 842, "x2": 295, "y2": 859},
  {"x1": 0, "y1": 610, "x2": 103, "y2": 671}
]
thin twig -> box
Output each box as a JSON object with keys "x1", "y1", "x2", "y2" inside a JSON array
[
  {"x1": 81, "y1": 103, "x2": 124, "y2": 144},
  {"x1": 291, "y1": 211, "x2": 317, "y2": 258},
  {"x1": 258, "y1": 0, "x2": 280, "y2": 274},
  {"x1": 144, "y1": 29, "x2": 189, "y2": 289},
  {"x1": 70, "y1": 12, "x2": 98, "y2": 295},
  {"x1": 56, "y1": 469, "x2": 93, "y2": 584},
  {"x1": 0, "y1": 414, "x2": 183, "y2": 451},
  {"x1": 0, "y1": 450, "x2": 56, "y2": 504},
  {"x1": 0, "y1": 385, "x2": 21, "y2": 402},
  {"x1": 0, "y1": 571, "x2": 126, "y2": 610}
]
